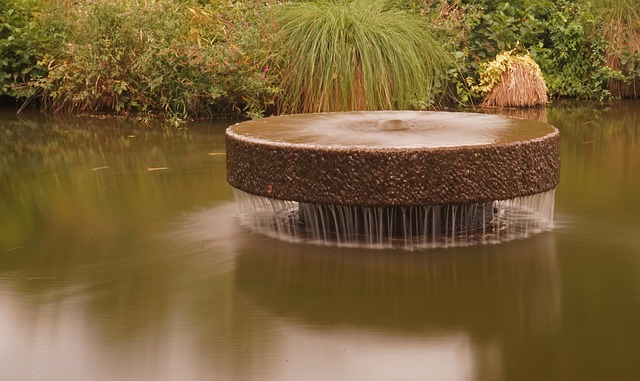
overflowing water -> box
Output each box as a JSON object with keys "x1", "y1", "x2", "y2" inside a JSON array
[{"x1": 232, "y1": 188, "x2": 555, "y2": 249}]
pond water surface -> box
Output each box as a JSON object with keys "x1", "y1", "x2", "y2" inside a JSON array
[{"x1": 1, "y1": 102, "x2": 640, "y2": 381}]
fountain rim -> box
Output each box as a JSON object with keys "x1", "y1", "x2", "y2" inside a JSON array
[
  {"x1": 225, "y1": 110, "x2": 560, "y2": 151},
  {"x1": 225, "y1": 127, "x2": 559, "y2": 152},
  {"x1": 225, "y1": 111, "x2": 561, "y2": 206}
]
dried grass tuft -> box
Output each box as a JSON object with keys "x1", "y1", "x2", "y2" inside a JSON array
[
  {"x1": 482, "y1": 61, "x2": 548, "y2": 108},
  {"x1": 474, "y1": 49, "x2": 547, "y2": 109}
]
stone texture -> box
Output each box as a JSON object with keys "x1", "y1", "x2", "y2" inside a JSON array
[{"x1": 226, "y1": 113, "x2": 560, "y2": 206}]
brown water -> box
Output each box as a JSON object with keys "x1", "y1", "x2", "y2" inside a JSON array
[{"x1": 1, "y1": 102, "x2": 639, "y2": 381}]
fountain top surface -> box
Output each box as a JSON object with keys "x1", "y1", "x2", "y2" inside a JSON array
[{"x1": 227, "y1": 111, "x2": 557, "y2": 149}]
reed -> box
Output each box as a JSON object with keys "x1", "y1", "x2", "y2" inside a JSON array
[{"x1": 274, "y1": 0, "x2": 449, "y2": 113}]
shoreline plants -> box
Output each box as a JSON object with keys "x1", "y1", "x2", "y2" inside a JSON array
[
  {"x1": 593, "y1": 0, "x2": 640, "y2": 97},
  {"x1": 7, "y1": 0, "x2": 282, "y2": 120},
  {"x1": 0, "y1": 0, "x2": 45, "y2": 99},
  {"x1": 1, "y1": 0, "x2": 639, "y2": 120}
]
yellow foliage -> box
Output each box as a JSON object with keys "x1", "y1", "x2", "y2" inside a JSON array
[{"x1": 473, "y1": 48, "x2": 548, "y2": 108}]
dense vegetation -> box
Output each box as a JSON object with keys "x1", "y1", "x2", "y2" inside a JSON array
[{"x1": 1, "y1": 0, "x2": 639, "y2": 120}]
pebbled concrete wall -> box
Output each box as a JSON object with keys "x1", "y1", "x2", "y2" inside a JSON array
[{"x1": 226, "y1": 115, "x2": 560, "y2": 207}]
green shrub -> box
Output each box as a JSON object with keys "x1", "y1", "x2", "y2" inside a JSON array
[
  {"x1": 535, "y1": 1, "x2": 612, "y2": 99},
  {"x1": 0, "y1": 0, "x2": 45, "y2": 98},
  {"x1": 30, "y1": 0, "x2": 280, "y2": 119},
  {"x1": 423, "y1": 0, "x2": 614, "y2": 103}
]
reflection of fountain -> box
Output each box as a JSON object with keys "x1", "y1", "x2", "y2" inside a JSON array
[
  {"x1": 235, "y1": 233, "x2": 560, "y2": 381},
  {"x1": 226, "y1": 111, "x2": 560, "y2": 249},
  {"x1": 235, "y1": 235, "x2": 560, "y2": 335}
]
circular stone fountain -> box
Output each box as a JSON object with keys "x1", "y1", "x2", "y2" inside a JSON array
[{"x1": 226, "y1": 111, "x2": 560, "y2": 249}]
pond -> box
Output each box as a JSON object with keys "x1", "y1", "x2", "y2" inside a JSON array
[{"x1": 1, "y1": 102, "x2": 639, "y2": 381}]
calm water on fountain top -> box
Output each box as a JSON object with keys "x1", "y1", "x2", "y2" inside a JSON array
[{"x1": 228, "y1": 111, "x2": 558, "y2": 148}]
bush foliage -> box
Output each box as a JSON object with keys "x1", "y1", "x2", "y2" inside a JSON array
[
  {"x1": 1, "y1": 0, "x2": 639, "y2": 118},
  {"x1": 419, "y1": 0, "x2": 616, "y2": 102},
  {"x1": 0, "y1": 0, "x2": 45, "y2": 98},
  {"x1": 17, "y1": 0, "x2": 281, "y2": 119}
]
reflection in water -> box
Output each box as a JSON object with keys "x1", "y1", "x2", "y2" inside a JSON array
[
  {"x1": 0, "y1": 202, "x2": 254, "y2": 381},
  {"x1": 236, "y1": 236, "x2": 559, "y2": 334},
  {"x1": 549, "y1": 101, "x2": 640, "y2": 226},
  {"x1": 0, "y1": 111, "x2": 231, "y2": 253},
  {"x1": 546, "y1": 101, "x2": 640, "y2": 381},
  {"x1": 2, "y1": 104, "x2": 640, "y2": 380},
  {"x1": 267, "y1": 326, "x2": 475, "y2": 381},
  {"x1": 235, "y1": 233, "x2": 559, "y2": 381},
  {"x1": 0, "y1": 112, "x2": 244, "y2": 381},
  {"x1": 1, "y1": 197, "x2": 559, "y2": 381}
]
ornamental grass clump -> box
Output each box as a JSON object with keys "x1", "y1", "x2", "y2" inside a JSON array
[
  {"x1": 593, "y1": 0, "x2": 640, "y2": 97},
  {"x1": 475, "y1": 49, "x2": 547, "y2": 108},
  {"x1": 274, "y1": 0, "x2": 449, "y2": 113}
]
